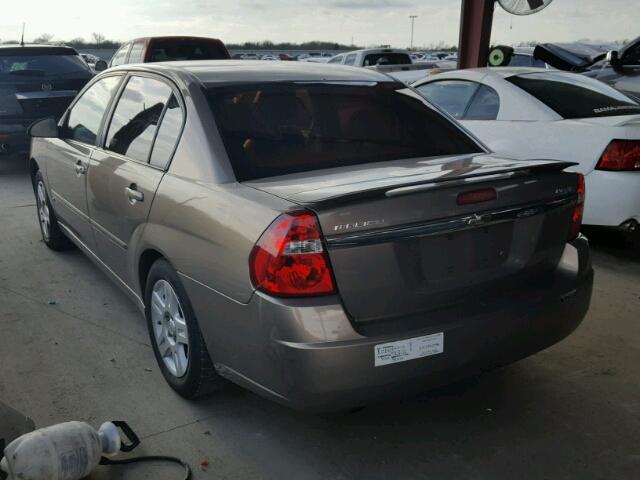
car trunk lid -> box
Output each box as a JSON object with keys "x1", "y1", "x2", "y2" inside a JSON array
[{"x1": 245, "y1": 153, "x2": 579, "y2": 324}]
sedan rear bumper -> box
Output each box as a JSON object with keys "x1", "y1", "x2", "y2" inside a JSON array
[
  {"x1": 186, "y1": 236, "x2": 593, "y2": 412},
  {"x1": 0, "y1": 120, "x2": 32, "y2": 155}
]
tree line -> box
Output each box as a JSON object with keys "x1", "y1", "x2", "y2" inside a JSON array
[{"x1": 0, "y1": 34, "x2": 459, "y2": 51}]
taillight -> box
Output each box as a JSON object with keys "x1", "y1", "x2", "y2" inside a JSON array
[
  {"x1": 249, "y1": 211, "x2": 336, "y2": 297},
  {"x1": 596, "y1": 140, "x2": 640, "y2": 171},
  {"x1": 457, "y1": 188, "x2": 497, "y2": 206},
  {"x1": 568, "y1": 173, "x2": 585, "y2": 241}
]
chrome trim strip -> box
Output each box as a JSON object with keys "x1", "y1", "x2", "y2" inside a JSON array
[
  {"x1": 52, "y1": 190, "x2": 127, "y2": 250},
  {"x1": 58, "y1": 221, "x2": 143, "y2": 309},
  {"x1": 90, "y1": 217, "x2": 127, "y2": 250},
  {"x1": 15, "y1": 90, "x2": 77, "y2": 100},
  {"x1": 326, "y1": 196, "x2": 574, "y2": 249},
  {"x1": 51, "y1": 190, "x2": 90, "y2": 221}
]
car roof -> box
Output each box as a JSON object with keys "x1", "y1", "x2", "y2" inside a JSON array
[
  {"x1": 129, "y1": 36, "x2": 224, "y2": 43},
  {"x1": 0, "y1": 44, "x2": 78, "y2": 55},
  {"x1": 108, "y1": 60, "x2": 396, "y2": 86},
  {"x1": 340, "y1": 48, "x2": 409, "y2": 55}
]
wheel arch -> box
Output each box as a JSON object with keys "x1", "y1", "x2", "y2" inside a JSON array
[
  {"x1": 138, "y1": 248, "x2": 165, "y2": 299},
  {"x1": 29, "y1": 157, "x2": 40, "y2": 188}
]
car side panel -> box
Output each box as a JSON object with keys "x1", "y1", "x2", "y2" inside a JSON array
[
  {"x1": 87, "y1": 149, "x2": 164, "y2": 288},
  {"x1": 43, "y1": 138, "x2": 96, "y2": 249},
  {"x1": 138, "y1": 175, "x2": 293, "y2": 303}
]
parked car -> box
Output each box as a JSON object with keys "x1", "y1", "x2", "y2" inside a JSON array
[
  {"x1": 108, "y1": 36, "x2": 230, "y2": 67},
  {"x1": 297, "y1": 52, "x2": 334, "y2": 63},
  {"x1": 260, "y1": 54, "x2": 279, "y2": 61},
  {"x1": 534, "y1": 37, "x2": 639, "y2": 100},
  {"x1": 413, "y1": 67, "x2": 640, "y2": 234},
  {"x1": 28, "y1": 61, "x2": 592, "y2": 411},
  {"x1": 0, "y1": 44, "x2": 93, "y2": 156},
  {"x1": 327, "y1": 48, "x2": 446, "y2": 84}
]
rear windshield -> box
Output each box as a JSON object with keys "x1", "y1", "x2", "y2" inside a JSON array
[
  {"x1": 206, "y1": 82, "x2": 482, "y2": 181},
  {"x1": 0, "y1": 54, "x2": 89, "y2": 78},
  {"x1": 363, "y1": 53, "x2": 411, "y2": 66},
  {"x1": 506, "y1": 72, "x2": 640, "y2": 118},
  {"x1": 149, "y1": 41, "x2": 229, "y2": 62}
]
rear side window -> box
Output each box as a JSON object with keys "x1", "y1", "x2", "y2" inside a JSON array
[
  {"x1": 105, "y1": 75, "x2": 173, "y2": 162},
  {"x1": 149, "y1": 95, "x2": 184, "y2": 168},
  {"x1": 128, "y1": 41, "x2": 145, "y2": 63},
  {"x1": 465, "y1": 85, "x2": 500, "y2": 120},
  {"x1": 328, "y1": 55, "x2": 344, "y2": 64},
  {"x1": 206, "y1": 82, "x2": 482, "y2": 181},
  {"x1": 344, "y1": 54, "x2": 357, "y2": 66},
  {"x1": 66, "y1": 75, "x2": 122, "y2": 144},
  {"x1": 149, "y1": 40, "x2": 228, "y2": 62},
  {"x1": 415, "y1": 80, "x2": 479, "y2": 119},
  {"x1": 506, "y1": 72, "x2": 640, "y2": 118}
]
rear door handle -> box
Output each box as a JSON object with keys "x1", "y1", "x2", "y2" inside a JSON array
[
  {"x1": 74, "y1": 160, "x2": 86, "y2": 175},
  {"x1": 125, "y1": 184, "x2": 144, "y2": 203}
]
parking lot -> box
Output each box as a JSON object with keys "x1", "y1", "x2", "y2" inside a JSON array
[{"x1": 0, "y1": 155, "x2": 638, "y2": 479}]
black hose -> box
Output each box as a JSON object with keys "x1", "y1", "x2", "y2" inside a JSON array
[{"x1": 100, "y1": 455, "x2": 191, "y2": 480}]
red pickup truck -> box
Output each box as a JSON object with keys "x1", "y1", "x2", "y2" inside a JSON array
[{"x1": 108, "y1": 36, "x2": 230, "y2": 68}]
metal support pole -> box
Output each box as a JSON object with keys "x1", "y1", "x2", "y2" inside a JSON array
[
  {"x1": 457, "y1": 0, "x2": 495, "y2": 69},
  {"x1": 409, "y1": 15, "x2": 418, "y2": 50}
]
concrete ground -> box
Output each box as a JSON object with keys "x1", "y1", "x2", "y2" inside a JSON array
[{"x1": 1, "y1": 155, "x2": 639, "y2": 479}]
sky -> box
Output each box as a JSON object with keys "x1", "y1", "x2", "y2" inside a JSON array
[{"x1": 0, "y1": 0, "x2": 637, "y2": 48}]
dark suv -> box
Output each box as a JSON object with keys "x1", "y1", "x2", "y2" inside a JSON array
[
  {"x1": 0, "y1": 45, "x2": 93, "y2": 156},
  {"x1": 108, "y1": 36, "x2": 230, "y2": 68}
]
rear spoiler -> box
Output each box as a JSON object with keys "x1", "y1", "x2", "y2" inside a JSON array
[{"x1": 300, "y1": 160, "x2": 576, "y2": 207}]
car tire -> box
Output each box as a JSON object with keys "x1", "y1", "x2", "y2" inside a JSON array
[
  {"x1": 145, "y1": 258, "x2": 226, "y2": 398},
  {"x1": 34, "y1": 170, "x2": 74, "y2": 251}
]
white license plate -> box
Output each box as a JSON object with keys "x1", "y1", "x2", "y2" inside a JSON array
[{"x1": 374, "y1": 332, "x2": 443, "y2": 367}]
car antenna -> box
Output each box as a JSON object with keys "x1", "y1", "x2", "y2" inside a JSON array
[{"x1": 20, "y1": 22, "x2": 25, "y2": 46}]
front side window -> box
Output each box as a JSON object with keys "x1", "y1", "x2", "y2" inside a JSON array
[
  {"x1": 206, "y1": 82, "x2": 482, "y2": 181},
  {"x1": 415, "y1": 80, "x2": 479, "y2": 119},
  {"x1": 506, "y1": 72, "x2": 640, "y2": 118},
  {"x1": 65, "y1": 75, "x2": 122, "y2": 144},
  {"x1": 110, "y1": 44, "x2": 130, "y2": 67},
  {"x1": 105, "y1": 75, "x2": 172, "y2": 162}
]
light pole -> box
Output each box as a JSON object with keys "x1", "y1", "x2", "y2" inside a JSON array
[{"x1": 409, "y1": 15, "x2": 418, "y2": 50}]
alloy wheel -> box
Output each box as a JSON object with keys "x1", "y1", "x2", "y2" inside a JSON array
[
  {"x1": 36, "y1": 181, "x2": 50, "y2": 241},
  {"x1": 150, "y1": 279, "x2": 190, "y2": 378}
]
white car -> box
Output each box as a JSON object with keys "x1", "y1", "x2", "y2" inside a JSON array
[{"x1": 413, "y1": 68, "x2": 640, "y2": 232}]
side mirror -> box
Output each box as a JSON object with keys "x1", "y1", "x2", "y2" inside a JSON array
[
  {"x1": 94, "y1": 60, "x2": 108, "y2": 72},
  {"x1": 606, "y1": 50, "x2": 620, "y2": 68},
  {"x1": 28, "y1": 118, "x2": 59, "y2": 138}
]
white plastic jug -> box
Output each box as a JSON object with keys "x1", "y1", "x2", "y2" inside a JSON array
[{"x1": 0, "y1": 421, "x2": 121, "y2": 480}]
